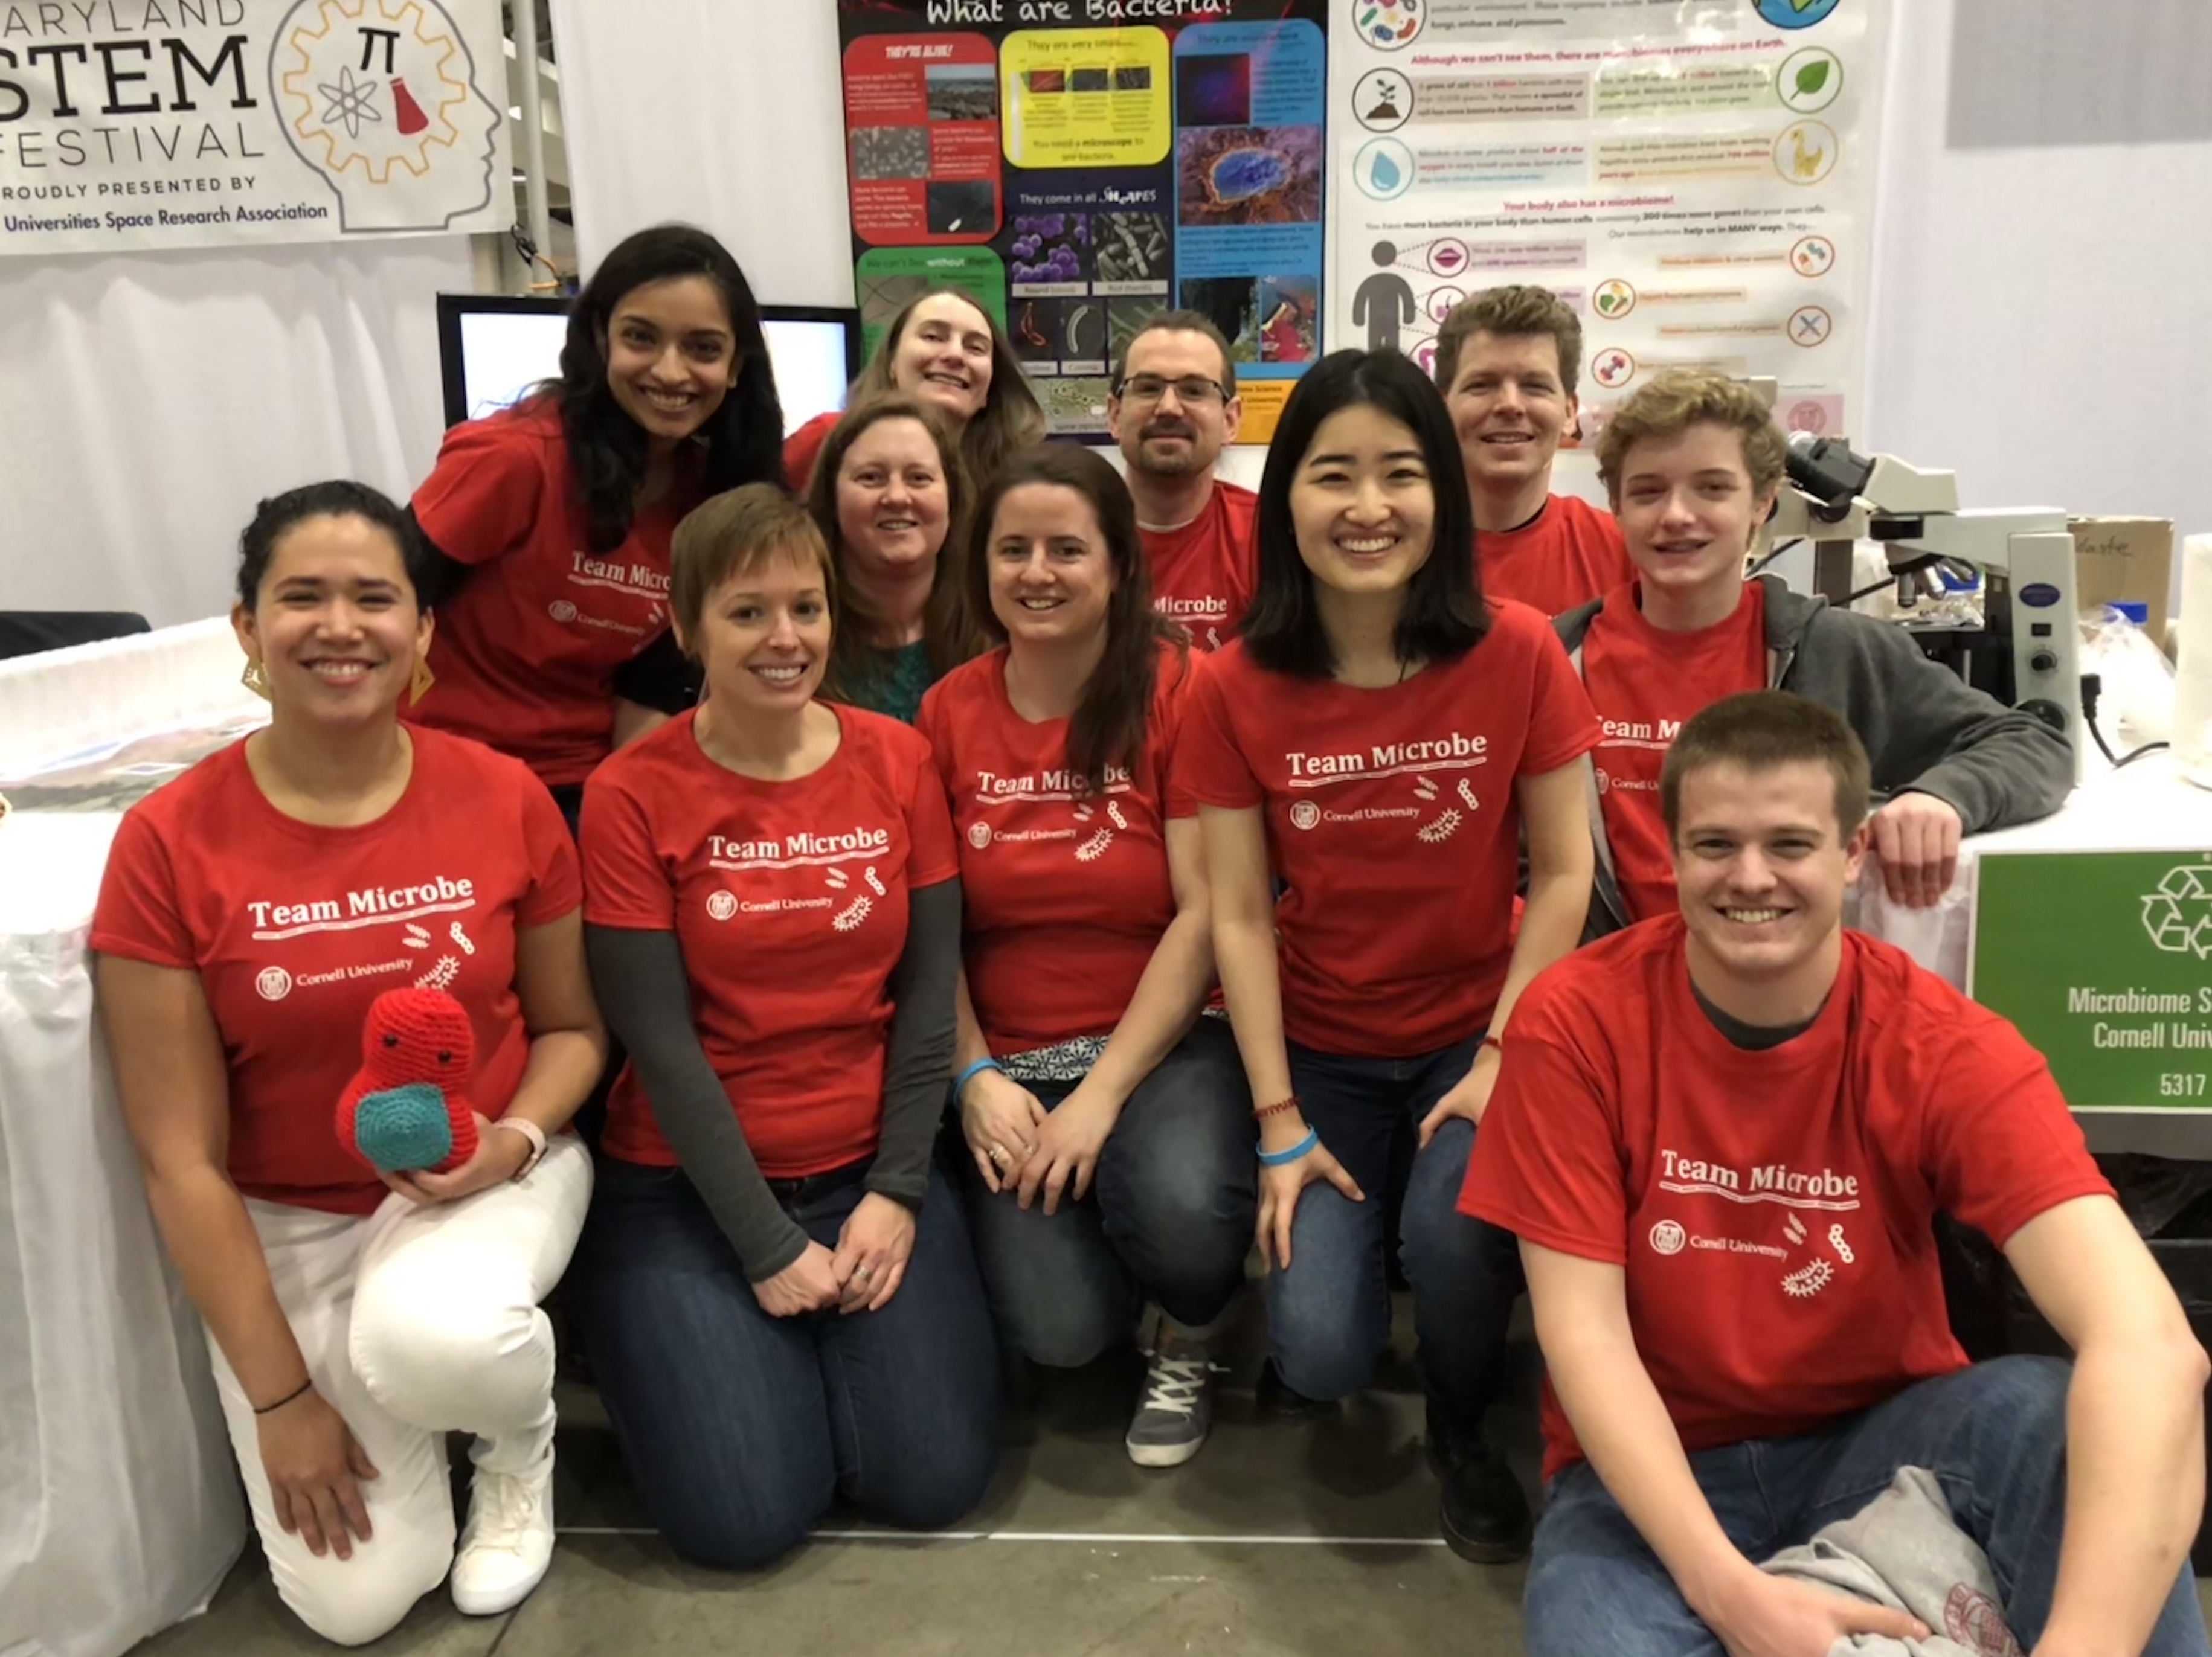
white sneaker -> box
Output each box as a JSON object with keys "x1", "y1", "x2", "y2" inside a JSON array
[{"x1": 449, "y1": 1459, "x2": 555, "y2": 1616}]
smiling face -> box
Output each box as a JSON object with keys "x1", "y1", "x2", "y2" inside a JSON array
[
  {"x1": 834, "y1": 415, "x2": 951, "y2": 580},
  {"x1": 1288, "y1": 401, "x2": 1437, "y2": 597},
  {"x1": 597, "y1": 274, "x2": 738, "y2": 447},
  {"x1": 686, "y1": 545, "x2": 832, "y2": 719},
  {"x1": 889, "y1": 292, "x2": 995, "y2": 428},
  {"x1": 1673, "y1": 758, "x2": 1864, "y2": 999},
  {"x1": 1614, "y1": 420, "x2": 1778, "y2": 606},
  {"x1": 1108, "y1": 327, "x2": 1241, "y2": 481},
  {"x1": 987, "y1": 481, "x2": 1117, "y2": 650},
  {"x1": 234, "y1": 513, "x2": 430, "y2": 726},
  {"x1": 1445, "y1": 329, "x2": 1575, "y2": 497}
]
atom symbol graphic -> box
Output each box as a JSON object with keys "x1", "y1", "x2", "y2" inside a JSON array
[{"x1": 318, "y1": 65, "x2": 384, "y2": 139}]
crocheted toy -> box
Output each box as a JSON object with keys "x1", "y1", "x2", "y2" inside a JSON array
[{"x1": 335, "y1": 988, "x2": 478, "y2": 1175}]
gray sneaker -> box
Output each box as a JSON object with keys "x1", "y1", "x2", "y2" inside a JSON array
[{"x1": 1126, "y1": 1337, "x2": 1214, "y2": 1468}]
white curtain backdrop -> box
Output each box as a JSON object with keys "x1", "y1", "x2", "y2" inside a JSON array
[
  {"x1": 0, "y1": 241, "x2": 470, "y2": 626},
  {"x1": 1865, "y1": 0, "x2": 2212, "y2": 540},
  {"x1": 549, "y1": 0, "x2": 853, "y2": 306}
]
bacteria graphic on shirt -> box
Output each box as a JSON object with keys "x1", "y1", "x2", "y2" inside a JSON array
[
  {"x1": 1413, "y1": 775, "x2": 1439, "y2": 802},
  {"x1": 1783, "y1": 1212, "x2": 1807, "y2": 1245},
  {"x1": 449, "y1": 921, "x2": 477, "y2": 956},
  {"x1": 1416, "y1": 808, "x2": 1462, "y2": 844},
  {"x1": 1827, "y1": 1223, "x2": 1855, "y2": 1264},
  {"x1": 1457, "y1": 779, "x2": 1481, "y2": 813},
  {"x1": 1076, "y1": 827, "x2": 1115, "y2": 862},
  {"x1": 1781, "y1": 1257, "x2": 1834, "y2": 1299},
  {"x1": 863, "y1": 867, "x2": 887, "y2": 897},
  {"x1": 1107, "y1": 803, "x2": 1129, "y2": 831},
  {"x1": 832, "y1": 895, "x2": 874, "y2": 932},
  {"x1": 414, "y1": 954, "x2": 461, "y2": 992},
  {"x1": 403, "y1": 923, "x2": 432, "y2": 951},
  {"x1": 825, "y1": 867, "x2": 850, "y2": 890}
]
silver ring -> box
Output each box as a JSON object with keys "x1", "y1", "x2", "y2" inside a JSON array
[
  {"x1": 988, "y1": 1143, "x2": 1009, "y2": 1165},
  {"x1": 855, "y1": 1264, "x2": 873, "y2": 1281}
]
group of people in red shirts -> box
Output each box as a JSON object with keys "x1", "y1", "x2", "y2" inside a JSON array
[{"x1": 89, "y1": 222, "x2": 2209, "y2": 1657}]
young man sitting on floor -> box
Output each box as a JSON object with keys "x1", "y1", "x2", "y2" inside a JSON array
[
  {"x1": 1558, "y1": 369, "x2": 2074, "y2": 931},
  {"x1": 1463, "y1": 690, "x2": 2209, "y2": 1657}
]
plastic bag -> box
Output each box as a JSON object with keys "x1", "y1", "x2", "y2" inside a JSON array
[{"x1": 2080, "y1": 602, "x2": 2176, "y2": 747}]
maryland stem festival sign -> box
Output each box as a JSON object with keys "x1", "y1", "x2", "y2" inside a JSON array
[{"x1": 0, "y1": 0, "x2": 510, "y2": 255}]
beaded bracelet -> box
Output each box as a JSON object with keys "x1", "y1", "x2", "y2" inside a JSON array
[{"x1": 1253, "y1": 1095, "x2": 1301, "y2": 1121}]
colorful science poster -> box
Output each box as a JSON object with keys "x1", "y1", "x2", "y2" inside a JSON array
[
  {"x1": 837, "y1": 0, "x2": 1328, "y2": 441},
  {"x1": 1328, "y1": 0, "x2": 1886, "y2": 443}
]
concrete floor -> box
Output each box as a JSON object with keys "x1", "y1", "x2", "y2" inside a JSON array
[{"x1": 133, "y1": 1290, "x2": 1540, "y2": 1657}]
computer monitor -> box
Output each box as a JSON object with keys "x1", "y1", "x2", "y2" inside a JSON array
[{"x1": 434, "y1": 293, "x2": 862, "y2": 437}]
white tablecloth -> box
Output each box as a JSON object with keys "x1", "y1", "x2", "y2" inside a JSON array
[
  {"x1": 1857, "y1": 751, "x2": 2212, "y2": 1158},
  {"x1": 0, "y1": 626, "x2": 253, "y2": 1657}
]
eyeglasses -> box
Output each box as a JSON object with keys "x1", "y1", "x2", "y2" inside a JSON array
[{"x1": 1115, "y1": 374, "x2": 1229, "y2": 408}]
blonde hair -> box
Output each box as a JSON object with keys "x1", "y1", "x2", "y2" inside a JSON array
[
  {"x1": 669, "y1": 484, "x2": 834, "y2": 654},
  {"x1": 1596, "y1": 369, "x2": 1789, "y2": 503},
  {"x1": 1432, "y1": 284, "x2": 1584, "y2": 399}
]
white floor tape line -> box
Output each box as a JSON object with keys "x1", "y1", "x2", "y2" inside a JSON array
[{"x1": 556, "y1": 1527, "x2": 1447, "y2": 1546}]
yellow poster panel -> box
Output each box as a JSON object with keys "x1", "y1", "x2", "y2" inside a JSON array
[
  {"x1": 1234, "y1": 380, "x2": 1290, "y2": 446},
  {"x1": 1001, "y1": 29, "x2": 1170, "y2": 170}
]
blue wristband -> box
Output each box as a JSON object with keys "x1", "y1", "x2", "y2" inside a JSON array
[
  {"x1": 1257, "y1": 1127, "x2": 1319, "y2": 1167},
  {"x1": 954, "y1": 1057, "x2": 1002, "y2": 1098}
]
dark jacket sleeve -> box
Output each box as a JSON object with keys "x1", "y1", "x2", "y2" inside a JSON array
[
  {"x1": 609, "y1": 629, "x2": 703, "y2": 716},
  {"x1": 1785, "y1": 606, "x2": 2075, "y2": 832},
  {"x1": 584, "y1": 924, "x2": 809, "y2": 1282},
  {"x1": 866, "y1": 878, "x2": 962, "y2": 1211}
]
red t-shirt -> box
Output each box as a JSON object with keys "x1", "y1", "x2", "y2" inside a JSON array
[
  {"x1": 1460, "y1": 920, "x2": 2111, "y2": 1482},
  {"x1": 1173, "y1": 603, "x2": 1600, "y2": 1056},
  {"x1": 408, "y1": 400, "x2": 695, "y2": 787},
  {"x1": 90, "y1": 729, "x2": 580, "y2": 1216},
  {"x1": 783, "y1": 410, "x2": 838, "y2": 494},
  {"x1": 1141, "y1": 482, "x2": 1257, "y2": 652},
  {"x1": 1477, "y1": 493, "x2": 1633, "y2": 618},
  {"x1": 580, "y1": 704, "x2": 960, "y2": 1175},
  {"x1": 1583, "y1": 580, "x2": 1769, "y2": 924},
  {"x1": 917, "y1": 641, "x2": 1197, "y2": 1054}
]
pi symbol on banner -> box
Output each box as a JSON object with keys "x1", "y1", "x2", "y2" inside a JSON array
[{"x1": 272, "y1": 0, "x2": 503, "y2": 231}]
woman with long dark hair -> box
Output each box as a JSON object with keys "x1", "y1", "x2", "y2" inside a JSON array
[
  {"x1": 805, "y1": 393, "x2": 986, "y2": 721},
  {"x1": 783, "y1": 287, "x2": 1044, "y2": 496},
  {"x1": 407, "y1": 223, "x2": 785, "y2": 824},
  {"x1": 1174, "y1": 350, "x2": 1599, "y2": 1563},
  {"x1": 917, "y1": 446, "x2": 1253, "y2": 1470}
]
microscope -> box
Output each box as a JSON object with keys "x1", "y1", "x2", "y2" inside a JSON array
[{"x1": 1771, "y1": 431, "x2": 2086, "y2": 764}]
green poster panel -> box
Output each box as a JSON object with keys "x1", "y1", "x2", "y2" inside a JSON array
[{"x1": 1971, "y1": 850, "x2": 2212, "y2": 1113}]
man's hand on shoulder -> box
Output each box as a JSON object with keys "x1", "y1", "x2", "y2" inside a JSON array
[{"x1": 1870, "y1": 792, "x2": 1963, "y2": 909}]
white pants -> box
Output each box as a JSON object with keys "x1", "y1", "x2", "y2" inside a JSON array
[{"x1": 205, "y1": 1136, "x2": 592, "y2": 1646}]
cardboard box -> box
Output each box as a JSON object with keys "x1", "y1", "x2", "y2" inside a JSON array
[{"x1": 2071, "y1": 516, "x2": 2174, "y2": 638}]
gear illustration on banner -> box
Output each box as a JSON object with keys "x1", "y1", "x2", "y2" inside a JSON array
[
  {"x1": 2141, "y1": 865, "x2": 2212, "y2": 957},
  {"x1": 271, "y1": 0, "x2": 501, "y2": 231}
]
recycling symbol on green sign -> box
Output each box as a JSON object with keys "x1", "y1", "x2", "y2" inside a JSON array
[{"x1": 2140, "y1": 865, "x2": 2212, "y2": 957}]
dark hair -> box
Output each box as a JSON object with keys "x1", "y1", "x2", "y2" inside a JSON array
[
  {"x1": 1111, "y1": 307, "x2": 1238, "y2": 398},
  {"x1": 1660, "y1": 691, "x2": 1873, "y2": 842},
  {"x1": 851, "y1": 287, "x2": 1045, "y2": 488},
  {"x1": 967, "y1": 444, "x2": 1185, "y2": 793},
  {"x1": 670, "y1": 484, "x2": 835, "y2": 654},
  {"x1": 1242, "y1": 350, "x2": 1488, "y2": 679},
  {"x1": 1432, "y1": 284, "x2": 1584, "y2": 400},
  {"x1": 805, "y1": 394, "x2": 986, "y2": 703},
  {"x1": 237, "y1": 480, "x2": 431, "y2": 606},
  {"x1": 544, "y1": 223, "x2": 785, "y2": 554}
]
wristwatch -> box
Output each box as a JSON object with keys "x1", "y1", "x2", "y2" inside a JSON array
[{"x1": 490, "y1": 1117, "x2": 549, "y2": 1181}]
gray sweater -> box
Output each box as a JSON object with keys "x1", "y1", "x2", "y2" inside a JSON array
[{"x1": 1555, "y1": 576, "x2": 2076, "y2": 937}]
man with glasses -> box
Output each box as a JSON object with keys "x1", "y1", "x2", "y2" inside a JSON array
[{"x1": 1107, "y1": 312, "x2": 1255, "y2": 652}]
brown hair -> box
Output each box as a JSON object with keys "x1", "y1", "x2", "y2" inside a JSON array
[
  {"x1": 1596, "y1": 369, "x2": 1789, "y2": 504},
  {"x1": 1660, "y1": 691, "x2": 1872, "y2": 844},
  {"x1": 1432, "y1": 284, "x2": 1584, "y2": 400},
  {"x1": 851, "y1": 287, "x2": 1046, "y2": 489},
  {"x1": 805, "y1": 394, "x2": 986, "y2": 703},
  {"x1": 966, "y1": 444, "x2": 1185, "y2": 793},
  {"x1": 1111, "y1": 307, "x2": 1238, "y2": 398},
  {"x1": 669, "y1": 483, "x2": 834, "y2": 653}
]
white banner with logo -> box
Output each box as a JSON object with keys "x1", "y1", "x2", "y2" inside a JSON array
[
  {"x1": 1326, "y1": 0, "x2": 1888, "y2": 444},
  {"x1": 0, "y1": 0, "x2": 510, "y2": 255}
]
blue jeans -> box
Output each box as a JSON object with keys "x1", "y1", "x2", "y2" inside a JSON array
[
  {"x1": 569, "y1": 1156, "x2": 1002, "y2": 1570},
  {"x1": 964, "y1": 1019, "x2": 1256, "y2": 1365},
  {"x1": 1265, "y1": 1034, "x2": 1522, "y2": 1429},
  {"x1": 1526, "y1": 1356, "x2": 2209, "y2": 1656}
]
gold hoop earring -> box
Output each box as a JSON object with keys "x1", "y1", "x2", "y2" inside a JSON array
[{"x1": 240, "y1": 658, "x2": 271, "y2": 701}]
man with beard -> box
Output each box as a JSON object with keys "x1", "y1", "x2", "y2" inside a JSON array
[{"x1": 1107, "y1": 312, "x2": 1256, "y2": 652}]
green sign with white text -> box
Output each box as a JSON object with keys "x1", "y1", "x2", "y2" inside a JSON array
[{"x1": 1970, "y1": 850, "x2": 2212, "y2": 1114}]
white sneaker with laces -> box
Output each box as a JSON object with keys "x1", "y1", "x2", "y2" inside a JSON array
[
  {"x1": 449, "y1": 1458, "x2": 555, "y2": 1616},
  {"x1": 1126, "y1": 1333, "x2": 1215, "y2": 1468}
]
